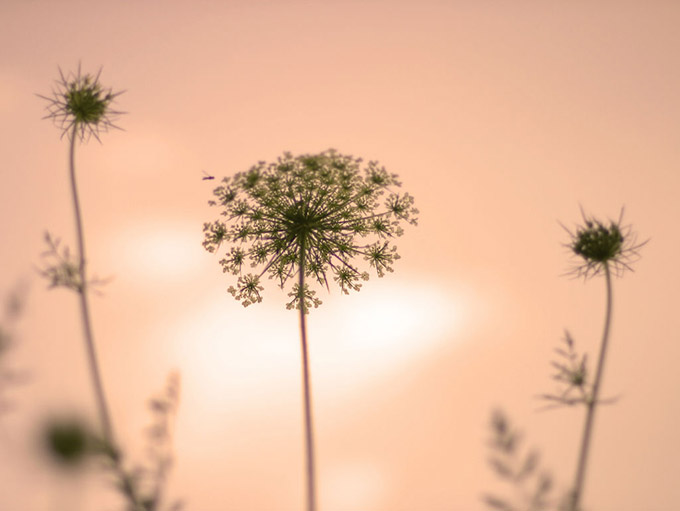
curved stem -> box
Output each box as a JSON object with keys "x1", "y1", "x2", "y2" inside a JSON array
[
  {"x1": 298, "y1": 237, "x2": 317, "y2": 511},
  {"x1": 68, "y1": 124, "x2": 114, "y2": 445},
  {"x1": 67, "y1": 125, "x2": 146, "y2": 511},
  {"x1": 570, "y1": 263, "x2": 613, "y2": 510}
]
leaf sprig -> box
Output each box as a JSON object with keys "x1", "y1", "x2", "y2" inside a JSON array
[
  {"x1": 484, "y1": 410, "x2": 554, "y2": 511},
  {"x1": 538, "y1": 332, "x2": 593, "y2": 409}
]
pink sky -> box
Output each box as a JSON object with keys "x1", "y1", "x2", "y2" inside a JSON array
[{"x1": 1, "y1": 1, "x2": 680, "y2": 510}]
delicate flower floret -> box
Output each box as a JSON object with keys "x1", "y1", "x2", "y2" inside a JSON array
[
  {"x1": 202, "y1": 222, "x2": 228, "y2": 253},
  {"x1": 203, "y1": 150, "x2": 418, "y2": 311},
  {"x1": 365, "y1": 241, "x2": 400, "y2": 277},
  {"x1": 333, "y1": 268, "x2": 370, "y2": 295},
  {"x1": 561, "y1": 207, "x2": 647, "y2": 279},
  {"x1": 219, "y1": 247, "x2": 247, "y2": 275},
  {"x1": 228, "y1": 274, "x2": 264, "y2": 307},
  {"x1": 286, "y1": 284, "x2": 323, "y2": 312},
  {"x1": 38, "y1": 64, "x2": 124, "y2": 142}
]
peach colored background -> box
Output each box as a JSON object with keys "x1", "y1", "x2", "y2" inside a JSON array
[{"x1": 1, "y1": 1, "x2": 680, "y2": 510}]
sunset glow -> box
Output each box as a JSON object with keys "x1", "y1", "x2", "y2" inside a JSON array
[{"x1": 2, "y1": 1, "x2": 680, "y2": 510}]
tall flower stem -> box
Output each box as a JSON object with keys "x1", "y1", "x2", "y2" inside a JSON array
[
  {"x1": 202, "y1": 150, "x2": 418, "y2": 511},
  {"x1": 68, "y1": 123, "x2": 114, "y2": 445},
  {"x1": 570, "y1": 263, "x2": 613, "y2": 509},
  {"x1": 298, "y1": 237, "x2": 317, "y2": 511}
]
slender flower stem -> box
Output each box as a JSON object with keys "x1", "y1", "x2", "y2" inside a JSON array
[
  {"x1": 68, "y1": 123, "x2": 114, "y2": 445},
  {"x1": 571, "y1": 263, "x2": 613, "y2": 510},
  {"x1": 69, "y1": 123, "x2": 147, "y2": 511},
  {"x1": 298, "y1": 237, "x2": 317, "y2": 511}
]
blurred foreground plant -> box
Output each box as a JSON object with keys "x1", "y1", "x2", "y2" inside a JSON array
[
  {"x1": 203, "y1": 149, "x2": 418, "y2": 511},
  {"x1": 44, "y1": 373, "x2": 182, "y2": 511},
  {"x1": 0, "y1": 286, "x2": 29, "y2": 415},
  {"x1": 38, "y1": 64, "x2": 124, "y2": 443},
  {"x1": 484, "y1": 410, "x2": 553, "y2": 511},
  {"x1": 38, "y1": 65, "x2": 180, "y2": 510},
  {"x1": 485, "y1": 208, "x2": 646, "y2": 511}
]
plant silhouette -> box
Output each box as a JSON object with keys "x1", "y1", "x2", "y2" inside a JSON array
[
  {"x1": 38, "y1": 65, "x2": 181, "y2": 511},
  {"x1": 485, "y1": 208, "x2": 647, "y2": 511},
  {"x1": 203, "y1": 149, "x2": 418, "y2": 511}
]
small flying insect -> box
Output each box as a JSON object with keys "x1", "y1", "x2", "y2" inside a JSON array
[{"x1": 202, "y1": 170, "x2": 215, "y2": 181}]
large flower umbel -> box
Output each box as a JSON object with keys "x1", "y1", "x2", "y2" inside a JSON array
[
  {"x1": 38, "y1": 64, "x2": 124, "y2": 142},
  {"x1": 561, "y1": 207, "x2": 647, "y2": 279},
  {"x1": 202, "y1": 150, "x2": 418, "y2": 311}
]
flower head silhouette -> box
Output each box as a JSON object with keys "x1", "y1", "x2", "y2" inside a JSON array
[
  {"x1": 38, "y1": 63, "x2": 124, "y2": 142},
  {"x1": 561, "y1": 207, "x2": 647, "y2": 279},
  {"x1": 203, "y1": 149, "x2": 418, "y2": 312}
]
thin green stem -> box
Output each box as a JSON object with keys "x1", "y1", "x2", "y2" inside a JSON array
[
  {"x1": 570, "y1": 263, "x2": 613, "y2": 510},
  {"x1": 298, "y1": 237, "x2": 317, "y2": 511},
  {"x1": 68, "y1": 123, "x2": 114, "y2": 444},
  {"x1": 69, "y1": 124, "x2": 146, "y2": 510}
]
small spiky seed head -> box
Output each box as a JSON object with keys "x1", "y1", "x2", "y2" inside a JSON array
[
  {"x1": 562, "y1": 207, "x2": 647, "y2": 279},
  {"x1": 38, "y1": 63, "x2": 124, "y2": 142}
]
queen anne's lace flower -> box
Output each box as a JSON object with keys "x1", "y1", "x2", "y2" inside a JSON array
[{"x1": 203, "y1": 150, "x2": 418, "y2": 312}]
